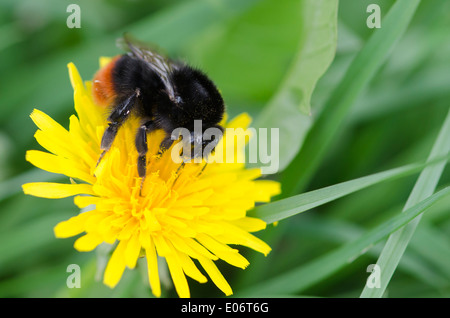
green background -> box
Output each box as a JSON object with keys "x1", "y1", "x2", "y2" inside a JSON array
[{"x1": 0, "y1": 0, "x2": 450, "y2": 298}]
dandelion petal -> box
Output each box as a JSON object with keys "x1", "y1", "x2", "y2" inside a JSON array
[{"x1": 23, "y1": 182, "x2": 95, "y2": 199}]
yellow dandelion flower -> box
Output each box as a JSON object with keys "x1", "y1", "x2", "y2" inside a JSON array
[{"x1": 22, "y1": 60, "x2": 280, "y2": 298}]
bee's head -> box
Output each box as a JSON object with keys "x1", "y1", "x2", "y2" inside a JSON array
[{"x1": 176, "y1": 124, "x2": 223, "y2": 162}]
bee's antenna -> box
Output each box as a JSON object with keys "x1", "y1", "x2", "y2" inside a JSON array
[
  {"x1": 172, "y1": 161, "x2": 186, "y2": 187},
  {"x1": 176, "y1": 161, "x2": 186, "y2": 174},
  {"x1": 197, "y1": 161, "x2": 208, "y2": 177}
]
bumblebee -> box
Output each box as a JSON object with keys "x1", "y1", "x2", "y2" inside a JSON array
[{"x1": 92, "y1": 34, "x2": 225, "y2": 183}]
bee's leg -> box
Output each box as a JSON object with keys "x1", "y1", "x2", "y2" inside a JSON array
[
  {"x1": 136, "y1": 120, "x2": 157, "y2": 195},
  {"x1": 97, "y1": 89, "x2": 140, "y2": 168},
  {"x1": 96, "y1": 122, "x2": 119, "y2": 167},
  {"x1": 172, "y1": 161, "x2": 185, "y2": 187}
]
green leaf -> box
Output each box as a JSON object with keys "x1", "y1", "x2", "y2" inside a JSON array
[
  {"x1": 187, "y1": 0, "x2": 307, "y2": 108},
  {"x1": 239, "y1": 186, "x2": 450, "y2": 296},
  {"x1": 248, "y1": 0, "x2": 338, "y2": 171},
  {"x1": 360, "y1": 107, "x2": 450, "y2": 298},
  {"x1": 281, "y1": 0, "x2": 421, "y2": 196}
]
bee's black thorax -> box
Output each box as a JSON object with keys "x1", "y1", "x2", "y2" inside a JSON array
[{"x1": 111, "y1": 54, "x2": 225, "y2": 134}]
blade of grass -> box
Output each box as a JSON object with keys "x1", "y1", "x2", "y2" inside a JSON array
[
  {"x1": 360, "y1": 107, "x2": 450, "y2": 298},
  {"x1": 288, "y1": 216, "x2": 447, "y2": 289},
  {"x1": 281, "y1": 0, "x2": 421, "y2": 197},
  {"x1": 351, "y1": 65, "x2": 450, "y2": 122},
  {"x1": 238, "y1": 186, "x2": 450, "y2": 297},
  {"x1": 248, "y1": 155, "x2": 449, "y2": 224}
]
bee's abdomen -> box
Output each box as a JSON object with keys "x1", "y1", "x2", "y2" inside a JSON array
[{"x1": 92, "y1": 55, "x2": 121, "y2": 108}]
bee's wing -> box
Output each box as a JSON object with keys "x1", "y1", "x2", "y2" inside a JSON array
[{"x1": 118, "y1": 33, "x2": 179, "y2": 101}]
